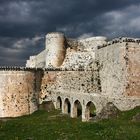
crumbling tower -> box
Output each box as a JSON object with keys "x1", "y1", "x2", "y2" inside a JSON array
[{"x1": 45, "y1": 32, "x2": 66, "y2": 68}]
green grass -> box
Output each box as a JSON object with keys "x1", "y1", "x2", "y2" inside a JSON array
[{"x1": 0, "y1": 107, "x2": 140, "y2": 140}]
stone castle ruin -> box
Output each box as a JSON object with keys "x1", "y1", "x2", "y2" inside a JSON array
[{"x1": 0, "y1": 32, "x2": 140, "y2": 121}]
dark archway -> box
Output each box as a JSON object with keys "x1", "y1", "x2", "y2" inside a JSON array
[
  {"x1": 73, "y1": 100, "x2": 82, "y2": 118},
  {"x1": 56, "y1": 96, "x2": 62, "y2": 109},
  {"x1": 85, "y1": 101, "x2": 96, "y2": 121},
  {"x1": 64, "y1": 98, "x2": 71, "y2": 114}
]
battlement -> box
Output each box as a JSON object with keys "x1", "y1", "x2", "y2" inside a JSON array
[
  {"x1": 97, "y1": 37, "x2": 140, "y2": 49},
  {"x1": 0, "y1": 66, "x2": 43, "y2": 71},
  {"x1": 45, "y1": 32, "x2": 65, "y2": 38},
  {"x1": 0, "y1": 66, "x2": 90, "y2": 72}
]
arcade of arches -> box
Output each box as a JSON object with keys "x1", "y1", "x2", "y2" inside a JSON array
[{"x1": 55, "y1": 96, "x2": 97, "y2": 121}]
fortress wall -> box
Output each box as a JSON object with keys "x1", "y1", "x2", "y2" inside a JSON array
[
  {"x1": 39, "y1": 69, "x2": 140, "y2": 111},
  {"x1": 96, "y1": 42, "x2": 127, "y2": 97},
  {"x1": 0, "y1": 90, "x2": 3, "y2": 117},
  {"x1": 39, "y1": 70, "x2": 100, "y2": 103},
  {"x1": 124, "y1": 43, "x2": 140, "y2": 97},
  {"x1": 0, "y1": 70, "x2": 38, "y2": 118},
  {"x1": 97, "y1": 41, "x2": 140, "y2": 98}
]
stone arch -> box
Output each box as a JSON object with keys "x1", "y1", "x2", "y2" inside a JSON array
[
  {"x1": 85, "y1": 101, "x2": 96, "y2": 121},
  {"x1": 73, "y1": 100, "x2": 82, "y2": 118},
  {"x1": 56, "y1": 96, "x2": 62, "y2": 109},
  {"x1": 64, "y1": 98, "x2": 71, "y2": 114}
]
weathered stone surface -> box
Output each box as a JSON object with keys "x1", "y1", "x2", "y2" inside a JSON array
[
  {"x1": 96, "y1": 42, "x2": 140, "y2": 98},
  {"x1": 125, "y1": 43, "x2": 140, "y2": 97},
  {"x1": 0, "y1": 70, "x2": 41, "y2": 118},
  {"x1": 96, "y1": 102, "x2": 120, "y2": 120},
  {"x1": 26, "y1": 50, "x2": 47, "y2": 68},
  {"x1": 39, "y1": 70, "x2": 101, "y2": 104},
  {"x1": 96, "y1": 42, "x2": 127, "y2": 97}
]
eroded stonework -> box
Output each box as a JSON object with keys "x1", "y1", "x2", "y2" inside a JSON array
[{"x1": 0, "y1": 70, "x2": 36, "y2": 117}]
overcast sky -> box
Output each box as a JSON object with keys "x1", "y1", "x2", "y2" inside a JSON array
[{"x1": 0, "y1": 0, "x2": 140, "y2": 66}]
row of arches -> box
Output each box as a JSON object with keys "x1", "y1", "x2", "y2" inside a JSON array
[{"x1": 56, "y1": 96, "x2": 96, "y2": 121}]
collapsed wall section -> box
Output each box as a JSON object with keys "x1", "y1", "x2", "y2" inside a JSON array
[
  {"x1": 78, "y1": 36, "x2": 107, "y2": 51},
  {"x1": 67, "y1": 36, "x2": 107, "y2": 51},
  {"x1": 61, "y1": 51, "x2": 95, "y2": 70},
  {"x1": 61, "y1": 36, "x2": 107, "y2": 70},
  {"x1": 0, "y1": 70, "x2": 39, "y2": 118}
]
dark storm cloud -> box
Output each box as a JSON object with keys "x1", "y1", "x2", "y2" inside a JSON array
[
  {"x1": 0, "y1": 36, "x2": 44, "y2": 66},
  {"x1": 0, "y1": 0, "x2": 140, "y2": 66}
]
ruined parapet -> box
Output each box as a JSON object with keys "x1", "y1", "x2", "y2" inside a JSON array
[
  {"x1": 0, "y1": 66, "x2": 43, "y2": 71},
  {"x1": 66, "y1": 36, "x2": 107, "y2": 52},
  {"x1": 78, "y1": 36, "x2": 107, "y2": 51},
  {"x1": 66, "y1": 39, "x2": 79, "y2": 51},
  {"x1": 26, "y1": 56, "x2": 36, "y2": 68},
  {"x1": 45, "y1": 32, "x2": 66, "y2": 68},
  {"x1": 26, "y1": 50, "x2": 47, "y2": 68},
  {"x1": 60, "y1": 36, "x2": 107, "y2": 70}
]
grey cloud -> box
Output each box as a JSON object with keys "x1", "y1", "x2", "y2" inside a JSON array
[
  {"x1": 0, "y1": 36, "x2": 44, "y2": 66},
  {"x1": 97, "y1": 4, "x2": 140, "y2": 38},
  {"x1": 0, "y1": 0, "x2": 140, "y2": 66}
]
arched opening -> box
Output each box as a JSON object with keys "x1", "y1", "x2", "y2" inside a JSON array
[
  {"x1": 56, "y1": 96, "x2": 62, "y2": 109},
  {"x1": 85, "y1": 101, "x2": 96, "y2": 121},
  {"x1": 73, "y1": 100, "x2": 82, "y2": 118},
  {"x1": 64, "y1": 98, "x2": 71, "y2": 114}
]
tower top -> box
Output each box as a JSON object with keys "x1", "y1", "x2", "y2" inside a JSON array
[{"x1": 46, "y1": 32, "x2": 65, "y2": 38}]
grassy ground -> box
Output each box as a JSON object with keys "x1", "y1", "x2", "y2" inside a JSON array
[{"x1": 0, "y1": 107, "x2": 140, "y2": 140}]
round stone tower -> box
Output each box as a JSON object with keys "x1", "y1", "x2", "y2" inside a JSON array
[{"x1": 45, "y1": 32, "x2": 66, "y2": 68}]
